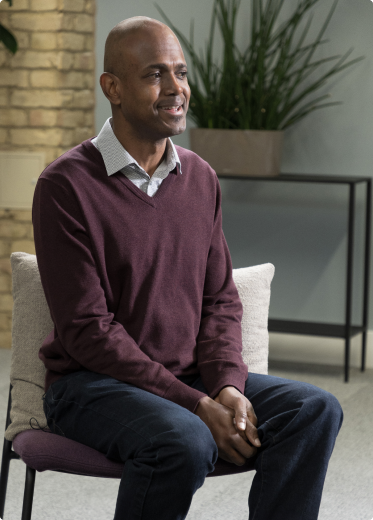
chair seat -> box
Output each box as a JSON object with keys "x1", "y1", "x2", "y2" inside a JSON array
[{"x1": 13, "y1": 430, "x2": 256, "y2": 479}]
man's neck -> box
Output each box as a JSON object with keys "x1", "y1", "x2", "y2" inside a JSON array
[{"x1": 111, "y1": 118, "x2": 167, "y2": 177}]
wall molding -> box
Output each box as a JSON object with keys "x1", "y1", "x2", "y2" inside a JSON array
[{"x1": 269, "y1": 330, "x2": 373, "y2": 369}]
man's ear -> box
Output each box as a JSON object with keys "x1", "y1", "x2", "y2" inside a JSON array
[{"x1": 100, "y1": 72, "x2": 121, "y2": 106}]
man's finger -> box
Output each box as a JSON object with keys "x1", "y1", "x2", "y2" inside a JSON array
[
  {"x1": 245, "y1": 401, "x2": 261, "y2": 447},
  {"x1": 245, "y1": 421, "x2": 261, "y2": 447},
  {"x1": 234, "y1": 402, "x2": 248, "y2": 431}
]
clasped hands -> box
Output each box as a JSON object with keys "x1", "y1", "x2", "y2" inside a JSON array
[{"x1": 195, "y1": 386, "x2": 261, "y2": 466}]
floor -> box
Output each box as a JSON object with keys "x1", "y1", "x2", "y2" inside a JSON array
[{"x1": 0, "y1": 348, "x2": 372, "y2": 520}]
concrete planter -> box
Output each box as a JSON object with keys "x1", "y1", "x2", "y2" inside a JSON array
[{"x1": 189, "y1": 128, "x2": 284, "y2": 177}]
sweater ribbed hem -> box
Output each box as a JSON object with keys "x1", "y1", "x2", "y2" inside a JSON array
[
  {"x1": 164, "y1": 378, "x2": 207, "y2": 413},
  {"x1": 206, "y1": 370, "x2": 248, "y2": 400}
]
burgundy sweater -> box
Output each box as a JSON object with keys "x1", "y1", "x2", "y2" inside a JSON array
[{"x1": 32, "y1": 140, "x2": 248, "y2": 412}]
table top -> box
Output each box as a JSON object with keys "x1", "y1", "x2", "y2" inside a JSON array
[{"x1": 217, "y1": 173, "x2": 372, "y2": 184}]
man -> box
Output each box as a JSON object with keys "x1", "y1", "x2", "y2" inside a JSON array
[{"x1": 33, "y1": 17, "x2": 343, "y2": 520}]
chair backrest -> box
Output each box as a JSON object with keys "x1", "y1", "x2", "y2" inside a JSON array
[{"x1": 5, "y1": 252, "x2": 274, "y2": 442}]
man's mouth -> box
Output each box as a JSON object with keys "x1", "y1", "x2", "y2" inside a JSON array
[{"x1": 159, "y1": 105, "x2": 183, "y2": 115}]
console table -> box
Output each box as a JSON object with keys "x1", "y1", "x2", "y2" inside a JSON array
[{"x1": 217, "y1": 173, "x2": 372, "y2": 382}]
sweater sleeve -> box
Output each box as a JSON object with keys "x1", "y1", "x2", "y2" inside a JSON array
[
  {"x1": 33, "y1": 177, "x2": 206, "y2": 413},
  {"x1": 196, "y1": 177, "x2": 248, "y2": 398}
]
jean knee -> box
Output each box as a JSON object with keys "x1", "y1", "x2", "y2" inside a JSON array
[
  {"x1": 167, "y1": 415, "x2": 218, "y2": 476},
  {"x1": 306, "y1": 386, "x2": 343, "y2": 433}
]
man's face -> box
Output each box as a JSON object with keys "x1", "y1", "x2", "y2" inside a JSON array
[{"x1": 113, "y1": 27, "x2": 190, "y2": 141}]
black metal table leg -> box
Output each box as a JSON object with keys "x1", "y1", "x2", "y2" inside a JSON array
[
  {"x1": 345, "y1": 183, "x2": 356, "y2": 383},
  {"x1": 361, "y1": 179, "x2": 372, "y2": 371}
]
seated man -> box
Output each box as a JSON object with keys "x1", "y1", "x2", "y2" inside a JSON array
[{"x1": 33, "y1": 16, "x2": 343, "y2": 520}]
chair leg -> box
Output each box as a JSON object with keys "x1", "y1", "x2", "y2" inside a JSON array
[
  {"x1": 21, "y1": 466, "x2": 36, "y2": 520},
  {"x1": 0, "y1": 438, "x2": 13, "y2": 518}
]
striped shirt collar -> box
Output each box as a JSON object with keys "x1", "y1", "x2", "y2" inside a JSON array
[{"x1": 92, "y1": 118, "x2": 182, "y2": 177}]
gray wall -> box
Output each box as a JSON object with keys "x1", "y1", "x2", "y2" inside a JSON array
[{"x1": 95, "y1": 0, "x2": 373, "y2": 327}]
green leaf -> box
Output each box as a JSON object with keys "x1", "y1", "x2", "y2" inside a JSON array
[
  {"x1": 0, "y1": 23, "x2": 18, "y2": 54},
  {"x1": 155, "y1": 0, "x2": 364, "y2": 130}
]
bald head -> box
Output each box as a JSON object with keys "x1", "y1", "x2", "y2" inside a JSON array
[{"x1": 104, "y1": 17, "x2": 176, "y2": 77}]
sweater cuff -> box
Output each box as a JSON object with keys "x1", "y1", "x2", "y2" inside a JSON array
[
  {"x1": 164, "y1": 378, "x2": 207, "y2": 413},
  {"x1": 206, "y1": 370, "x2": 248, "y2": 400}
]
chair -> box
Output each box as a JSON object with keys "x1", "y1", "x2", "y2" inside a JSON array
[{"x1": 0, "y1": 252, "x2": 274, "y2": 519}]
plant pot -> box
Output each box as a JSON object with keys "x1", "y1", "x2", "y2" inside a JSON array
[{"x1": 189, "y1": 128, "x2": 284, "y2": 177}]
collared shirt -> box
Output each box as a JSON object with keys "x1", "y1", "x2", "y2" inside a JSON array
[{"x1": 91, "y1": 118, "x2": 182, "y2": 197}]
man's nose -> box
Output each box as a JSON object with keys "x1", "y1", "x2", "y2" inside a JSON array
[{"x1": 163, "y1": 73, "x2": 183, "y2": 95}]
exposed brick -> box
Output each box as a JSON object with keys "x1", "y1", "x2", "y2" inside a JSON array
[
  {"x1": 0, "y1": 330, "x2": 12, "y2": 349},
  {"x1": 10, "y1": 239, "x2": 35, "y2": 255},
  {"x1": 84, "y1": 111, "x2": 94, "y2": 128},
  {"x1": 60, "y1": 129, "x2": 75, "y2": 147},
  {"x1": 11, "y1": 50, "x2": 59, "y2": 69},
  {"x1": 0, "y1": 221, "x2": 29, "y2": 239},
  {"x1": 0, "y1": 273, "x2": 11, "y2": 292},
  {"x1": 30, "y1": 0, "x2": 58, "y2": 10},
  {"x1": 58, "y1": 0, "x2": 85, "y2": 12},
  {"x1": 0, "y1": 312, "x2": 12, "y2": 332},
  {"x1": 0, "y1": 88, "x2": 9, "y2": 106},
  {"x1": 31, "y1": 32, "x2": 57, "y2": 50},
  {"x1": 84, "y1": 34, "x2": 94, "y2": 52},
  {"x1": 30, "y1": 70, "x2": 58, "y2": 88},
  {"x1": 71, "y1": 89, "x2": 94, "y2": 108},
  {"x1": 0, "y1": 50, "x2": 8, "y2": 68},
  {"x1": 0, "y1": 69, "x2": 29, "y2": 88},
  {"x1": 0, "y1": 258, "x2": 11, "y2": 275},
  {"x1": 56, "y1": 51, "x2": 74, "y2": 70},
  {"x1": 13, "y1": 30, "x2": 30, "y2": 49},
  {"x1": 57, "y1": 109, "x2": 85, "y2": 127},
  {"x1": 0, "y1": 240, "x2": 11, "y2": 256},
  {"x1": 29, "y1": 109, "x2": 58, "y2": 127},
  {"x1": 74, "y1": 126, "x2": 93, "y2": 143},
  {"x1": 42, "y1": 146, "x2": 60, "y2": 165},
  {"x1": 0, "y1": 129, "x2": 8, "y2": 144},
  {"x1": 10, "y1": 12, "x2": 63, "y2": 31},
  {"x1": 62, "y1": 71, "x2": 93, "y2": 88},
  {"x1": 10, "y1": 127, "x2": 65, "y2": 146},
  {"x1": 12, "y1": 210, "x2": 33, "y2": 221},
  {"x1": 85, "y1": 0, "x2": 95, "y2": 14},
  {"x1": 0, "y1": 294, "x2": 13, "y2": 312},
  {"x1": 11, "y1": 89, "x2": 74, "y2": 108},
  {"x1": 0, "y1": 109, "x2": 28, "y2": 127},
  {"x1": 4, "y1": 0, "x2": 29, "y2": 9},
  {"x1": 73, "y1": 52, "x2": 94, "y2": 70},
  {"x1": 27, "y1": 224, "x2": 34, "y2": 240},
  {"x1": 60, "y1": 13, "x2": 75, "y2": 31},
  {"x1": 73, "y1": 13, "x2": 94, "y2": 33},
  {"x1": 57, "y1": 32, "x2": 85, "y2": 51}
]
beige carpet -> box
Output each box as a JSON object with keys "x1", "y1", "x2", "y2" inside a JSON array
[{"x1": 0, "y1": 349, "x2": 372, "y2": 520}]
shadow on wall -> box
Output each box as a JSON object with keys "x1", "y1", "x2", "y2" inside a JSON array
[{"x1": 220, "y1": 179, "x2": 367, "y2": 326}]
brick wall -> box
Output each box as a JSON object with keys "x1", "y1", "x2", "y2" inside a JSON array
[
  {"x1": 0, "y1": 0, "x2": 96, "y2": 348},
  {"x1": 0, "y1": 209, "x2": 35, "y2": 348},
  {"x1": 0, "y1": 0, "x2": 95, "y2": 165}
]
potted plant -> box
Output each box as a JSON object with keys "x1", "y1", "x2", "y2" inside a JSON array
[
  {"x1": 0, "y1": 0, "x2": 18, "y2": 54},
  {"x1": 157, "y1": 0, "x2": 363, "y2": 176}
]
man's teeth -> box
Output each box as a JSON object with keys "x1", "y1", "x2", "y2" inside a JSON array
[{"x1": 162, "y1": 106, "x2": 180, "y2": 110}]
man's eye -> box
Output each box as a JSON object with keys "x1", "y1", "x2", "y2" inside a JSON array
[
  {"x1": 179, "y1": 71, "x2": 188, "y2": 78},
  {"x1": 153, "y1": 72, "x2": 161, "y2": 78}
]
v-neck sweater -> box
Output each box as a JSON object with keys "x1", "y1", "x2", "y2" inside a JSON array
[{"x1": 32, "y1": 139, "x2": 248, "y2": 412}]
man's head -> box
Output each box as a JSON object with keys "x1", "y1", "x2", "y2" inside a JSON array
[{"x1": 100, "y1": 17, "x2": 190, "y2": 143}]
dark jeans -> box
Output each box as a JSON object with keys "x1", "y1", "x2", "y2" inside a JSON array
[{"x1": 43, "y1": 371, "x2": 343, "y2": 520}]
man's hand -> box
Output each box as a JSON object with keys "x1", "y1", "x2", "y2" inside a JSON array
[
  {"x1": 195, "y1": 396, "x2": 258, "y2": 465},
  {"x1": 215, "y1": 386, "x2": 261, "y2": 449}
]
